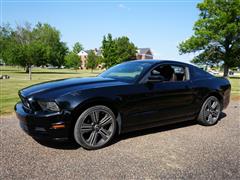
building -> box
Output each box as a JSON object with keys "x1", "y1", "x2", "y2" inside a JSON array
[
  {"x1": 77, "y1": 48, "x2": 102, "y2": 69},
  {"x1": 78, "y1": 47, "x2": 154, "y2": 69},
  {"x1": 136, "y1": 48, "x2": 154, "y2": 59}
]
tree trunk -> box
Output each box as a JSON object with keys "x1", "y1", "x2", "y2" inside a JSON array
[
  {"x1": 26, "y1": 65, "x2": 32, "y2": 80},
  {"x1": 29, "y1": 66, "x2": 32, "y2": 80},
  {"x1": 25, "y1": 66, "x2": 29, "y2": 73},
  {"x1": 223, "y1": 64, "x2": 229, "y2": 77}
]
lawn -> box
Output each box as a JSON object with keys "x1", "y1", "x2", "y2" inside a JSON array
[
  {"x1": 0, "y1": 66, "x2": 102, "y2": 115},
  {"x1": 0, "y1": 66, "x2": 239, "y2": 115},
  {"x1": 230, "y1": 78, "x2": 240, "y2": 97}
]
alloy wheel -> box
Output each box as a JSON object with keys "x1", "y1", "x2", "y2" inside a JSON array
[
  {"x1": 79, "y1": 109, "x2": 115, "y2": 147},
  {"x1": 203, "y1": 96, "x2": 221, "y2": 124}
]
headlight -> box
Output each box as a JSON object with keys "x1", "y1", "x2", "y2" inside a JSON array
[{"x1": 38, "y1": 101, "x2": 60, "y2": 112}]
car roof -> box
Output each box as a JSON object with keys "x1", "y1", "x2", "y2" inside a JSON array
[{"x1": 128, "y1": 59, "x2": 192, "y2": 67}]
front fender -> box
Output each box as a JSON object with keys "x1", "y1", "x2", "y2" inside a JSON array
[{"x1": 59, "y1": 94, "x2": 123, "y2": 134}]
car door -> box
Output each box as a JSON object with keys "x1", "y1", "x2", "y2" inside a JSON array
[
  {"x1": 124, "y1": 63, "x2": 196, "y2": 130},
  {"x1": 145, "y1": 80, "x2": 195, "y2": 124}
]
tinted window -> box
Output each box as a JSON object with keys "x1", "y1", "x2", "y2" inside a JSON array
[
  {"x1": 151, "y1": 64, "x2": 188, "y2": 81},
  {"x1": 193, "y1": 67, "x2": 213, "y2": 79}
]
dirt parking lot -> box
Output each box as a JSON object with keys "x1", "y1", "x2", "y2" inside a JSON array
[{"x1": 0, "y1": 100, "x2": 239, "y2": 179}]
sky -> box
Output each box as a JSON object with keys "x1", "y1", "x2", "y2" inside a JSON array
[{"x1": 1, "y1": 0, "x2": 201, "y2": 63}]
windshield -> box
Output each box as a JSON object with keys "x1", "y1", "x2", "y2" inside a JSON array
[{"x1": 99, "y1": 61, "x2": 152, "y2": 83}]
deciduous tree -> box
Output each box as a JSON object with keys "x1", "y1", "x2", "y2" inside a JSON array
[
  {"x1": 73, "y1": 42, "x2": 83, "y2": 54},
  {"x1": 86, "y1": 50, "x2": 98, "y2": 72},
  {"x1": 64, "y1": 52, "x2": 81, "y2": 70},
  {"x1": 101, "y1": 33, "x2": 137, "y2": 68},
  {"x1": 178, "y1": 0, "x2": 240, "y2": 76},
  {"x1": 0, "y1": 22, "x2": 68, "y2": 79}
]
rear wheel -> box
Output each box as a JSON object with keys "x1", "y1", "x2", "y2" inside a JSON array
[
  {"x1": 197, "y1": 96, "x2": 221, "y2": 126},
  {"x1": 74, "y1": 105, "x2": 116, "y2": 150}
]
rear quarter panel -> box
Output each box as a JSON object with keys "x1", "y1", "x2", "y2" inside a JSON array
[{"x1": 191, "y1": 76, "x2": 231, "y2": 111}]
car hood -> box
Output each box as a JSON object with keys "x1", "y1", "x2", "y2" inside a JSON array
[{"x1": 20, "y1": 76, "x2": 128, "y2": 98}]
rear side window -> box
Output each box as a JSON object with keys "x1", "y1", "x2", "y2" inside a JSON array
[
  {"x1": 193, "y1": 67, "x2": 213, "y2": 79},
  {"x1": 151, "y1": 64, "x2": 189, "y2": 82}
]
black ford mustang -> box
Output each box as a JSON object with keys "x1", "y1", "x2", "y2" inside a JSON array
[{"x1": 15, "y1": 60, "x2": 231, "y2": 150}]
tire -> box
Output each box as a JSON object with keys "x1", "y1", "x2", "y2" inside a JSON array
[
  {"x1": 197, "y1": 96, "x2": 222, "y2": 126},
  {"x1": 74, "y1": 105, "x2": 117, "y2": 150}
]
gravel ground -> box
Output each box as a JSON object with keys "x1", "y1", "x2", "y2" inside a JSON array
[{"x1": 1, "y1": 101, "x2": 240, "y2": 180}]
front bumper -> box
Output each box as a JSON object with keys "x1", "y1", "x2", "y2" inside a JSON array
[{"x1": 15, "y1": 102, "x2": 72, "y2": 141}]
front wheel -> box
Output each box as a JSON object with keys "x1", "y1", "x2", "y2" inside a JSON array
[
  {"x1": 74, "y1": 105, "x2": 116, "y2": 150},
  {"x1": 197, "y1": 96, "x2": 222, "y2": 126}
]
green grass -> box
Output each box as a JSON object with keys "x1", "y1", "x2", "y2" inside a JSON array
[
  {"x1": 0, "y1": 66, "x2": 239, "y2": 115},
  {"x1": 0, "y1": 66, "x2": 102, "y2": 115},
  {"x1": 229, "y1": 77, "x2": 240, "y2": 97}
]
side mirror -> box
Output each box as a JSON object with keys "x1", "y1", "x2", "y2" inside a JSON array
[{"x1": 147, "y1": 75, "x2": 164, "y2": 83}]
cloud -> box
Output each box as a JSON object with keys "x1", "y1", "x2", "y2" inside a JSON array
[{"x1": 118, "y1": 4, "x2": 131, "y2": 11}]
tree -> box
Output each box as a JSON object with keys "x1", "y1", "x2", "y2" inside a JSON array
[
  {"x1": 86, "y1": 50, "x2": 98, "y2": 72},
  {"x1": 115, "y1": 36, "x2": 138, "y2": 63},
  {"x1": 0, "y1": 24, "x2": 13, "y2": 63},
  {"x1": 73, "y1": 42, "x2": 83, "y2": 54},
  {"x1": 178, "y1": 0, "x2": 240, "y2": 76},
  {"x1": 101, "y1": 34, "x2": 116, "y2": 68},
  {"x1": 101, "y1": 33, "x2": 137, "y2": 68},
  {"x1": 32, "y1": 23, "x2": 68, "y2": 68},
  {"x1": 64, "y1": 42, "x2": 83, "y2": 70},
  {"x1": 11, "y1": 23, "x2": 35, "y2": 76},
  {"x1": 0, "y1": 22, "x2": 68, "y2": 79},
  {"x1": 65, "y1": 52, "x2": 81, "y2": 70}
]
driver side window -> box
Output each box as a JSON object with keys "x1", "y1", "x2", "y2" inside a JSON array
[{"x1": 151, "y1": 64, "x2": 188, "y2": 82}]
